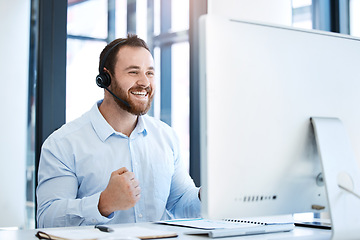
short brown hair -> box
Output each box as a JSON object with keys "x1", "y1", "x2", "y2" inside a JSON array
[{"x1": 98, "y1": 33, "x2": 150, "y2": 75}]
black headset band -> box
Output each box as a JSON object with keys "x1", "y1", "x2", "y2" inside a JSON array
[{"x1": 98, "y1": 39, "x2": 126, "y2": 73}]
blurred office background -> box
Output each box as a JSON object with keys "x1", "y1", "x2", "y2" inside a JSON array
[{"x1": 1, "y1": 0, "x2": 359, "y2": 230}]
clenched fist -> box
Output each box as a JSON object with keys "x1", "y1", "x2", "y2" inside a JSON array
[{"x1": 98, "y1": 167, "x2": 141, "y2": 217}]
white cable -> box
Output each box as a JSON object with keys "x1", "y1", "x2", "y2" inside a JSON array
[{"x1": 338, "y1": 184, "x2": 360, "y2": 199}]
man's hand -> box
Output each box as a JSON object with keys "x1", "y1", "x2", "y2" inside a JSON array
[{"x1": 98, "y1": 167, "x2": 141, "y2": 217}]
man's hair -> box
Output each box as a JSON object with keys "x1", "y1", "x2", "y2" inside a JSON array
[{"x1": 99, "y1": 33, "x2": 150, "y2": 75}]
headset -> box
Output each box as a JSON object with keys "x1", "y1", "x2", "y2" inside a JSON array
[
  {"x1": 95, "y1": 39, "x2": 130, "y2": 108},
  {"x1": 96, "y1": 39, "x2": 126, "y2": 88}
]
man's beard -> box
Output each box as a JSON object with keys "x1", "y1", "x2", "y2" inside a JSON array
[{"x1": 110, "y1": 81, "x2": 154, "y2": 116}]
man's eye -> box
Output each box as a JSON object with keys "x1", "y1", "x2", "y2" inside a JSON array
[
  {"x1": 147, "y1": 72, "x2": 155, "y2": 76},
  {"x1": 129, "y1": 71, "x2": 138, "y2": 74}
]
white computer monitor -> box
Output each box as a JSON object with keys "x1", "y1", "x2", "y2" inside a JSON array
[{"x1": 199, "y1": 14, "x2": 360, "y2": 234}]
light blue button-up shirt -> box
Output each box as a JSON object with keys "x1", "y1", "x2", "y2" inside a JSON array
[{"x1": 36, "y1": 101, "x2": 201, "y2": 228}]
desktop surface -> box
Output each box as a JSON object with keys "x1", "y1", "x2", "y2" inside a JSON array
[{"x1": 0, "y1": 222, "x2": 331, "y2": 240}]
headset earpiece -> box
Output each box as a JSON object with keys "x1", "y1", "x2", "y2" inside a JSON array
[
  {"x1": 95, "y1": 39, "x2": 130, "y2": 108},
  {"x1": 96, "y1": 72, "x2": 111, "y2": 88},
  {"x1": 96, "y1": 39, "x2": 126, "y2": 89}
]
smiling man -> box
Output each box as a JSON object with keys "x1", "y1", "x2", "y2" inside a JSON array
[{"x1": 36, "y1": 34, "x2": 201, "y2": 228}]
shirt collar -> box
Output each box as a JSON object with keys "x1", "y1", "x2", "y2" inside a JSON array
[
  {"x1": 133, "y1": 115, "x2": 148, "y2": 138},
  {"x1": 90, "y1": 100, "x2": 148, "y2": 142}
]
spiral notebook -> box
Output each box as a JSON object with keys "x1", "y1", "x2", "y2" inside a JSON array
[{"x1": 157, "y1": 216, "x2": 294, "y2": 238}]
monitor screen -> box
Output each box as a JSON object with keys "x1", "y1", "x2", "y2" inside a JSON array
[{"x1": 199, "y1": 14, "x2": 360, "y2": 220}]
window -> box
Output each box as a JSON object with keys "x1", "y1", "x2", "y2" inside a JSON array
[
  {"x1": 292, "y1": 0, "x2": 360, "y2": 36},
  {"x1": 350, "y1": 0, "x2": 360, "y2": 37},
  {"x1": 67, "y1": 0, "x2": 111, "y2": 122},
  {"x1": 292, "y1": 0, "x2": 313, "y2": 29}
]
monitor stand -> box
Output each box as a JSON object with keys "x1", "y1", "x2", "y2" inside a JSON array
[{"x1": 311, "y1": 117, "x2": 360, "y2": 240}]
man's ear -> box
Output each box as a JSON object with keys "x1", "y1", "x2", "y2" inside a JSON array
[{"x1": 103, "y1": 67, "x2": 110, "y2": 75}]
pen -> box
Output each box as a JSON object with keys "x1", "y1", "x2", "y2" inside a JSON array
[{"x1": 95, "y1": 225, "x2": 114, "y2": 233}]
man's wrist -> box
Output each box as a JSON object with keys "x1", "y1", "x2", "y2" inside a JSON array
[{"x1": 98, "y1": 191, "x2": 113, "y2": 217}]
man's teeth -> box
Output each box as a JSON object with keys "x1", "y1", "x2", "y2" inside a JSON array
[{"x1": 131, "y1": 91, "x2": 147, "y2": 96}]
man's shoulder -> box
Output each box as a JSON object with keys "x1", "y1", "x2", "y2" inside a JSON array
[{"x1": 45, "y1": 111, "x2": 92, "y2": 143}]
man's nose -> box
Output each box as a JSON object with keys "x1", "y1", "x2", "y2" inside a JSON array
[{"x1": 137, "y1": 72, "x2": 151, "y2": 87}]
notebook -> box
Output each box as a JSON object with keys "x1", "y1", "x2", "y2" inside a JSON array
[
  {"x1": 35, "y1": 226, "x2": 178, "y2": 240},
  {"x1": 156, "y1": 216, "x2": 295, "y2": 238}
]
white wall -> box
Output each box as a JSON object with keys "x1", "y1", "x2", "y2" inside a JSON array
[
  {"x1": 208, "y1": 0, "x2": 292, "y2": 26},
  {"x1": 0, "y1": 0, "x2": 30, "y2": 228}
]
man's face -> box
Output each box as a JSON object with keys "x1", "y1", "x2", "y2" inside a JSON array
[{"x1": 109, "y1": 46, "x2": 155, "y2": 115}]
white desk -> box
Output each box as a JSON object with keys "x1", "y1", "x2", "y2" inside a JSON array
[{"x1": 0, "y1": 222, "x2": 332, "y2": 240}]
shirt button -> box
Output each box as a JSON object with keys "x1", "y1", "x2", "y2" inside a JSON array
[
  {"x1": 92, "y1": 219, "x2": 97, "y2": 223},
  {"x1": 138, "y1": 213, "x2": 143, "y2": 218}
]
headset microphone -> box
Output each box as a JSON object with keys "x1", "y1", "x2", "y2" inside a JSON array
[
  {"x1": 96, "y1": 39, "x2": 131, "y2": 108},
  {"x1": 97, "y1": 80, "x2": 131, "y2": 108}
]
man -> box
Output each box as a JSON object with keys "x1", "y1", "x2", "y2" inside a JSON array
[{"x1": 36, "y1": 34, "x2": 201, "y2": 228}]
